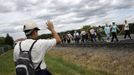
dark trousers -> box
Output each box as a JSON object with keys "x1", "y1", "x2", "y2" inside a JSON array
[
  {"x1": 111, "y1": 32, "x2": 119, "y2": 42},
  {"x1": 91, "y1": 34, "x2": 96, "y2": 42},
  {"x1": 67, "y1": 39, "x2": 71, "y2": 43},
  {"x1": 98, "y1": 33, "x2": 104, "y2": 41},
  {"x1": 81, "y1": 35, "x2": 86, "y2": 43},
  {"x1": 35, "y1": 69, "x2": 52, "y2": 75},
  {"x1": 124, "y1": 30, "x2": 131, "y2": 39},
  {"x1": 75, "y1": 37, "x2": 80, "y2": 44}
]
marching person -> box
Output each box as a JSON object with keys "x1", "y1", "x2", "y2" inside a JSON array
[
  {"x1": 97, "y1": 26, "x2": 104, "y2": 42},
  {"x1": 111, "y1": 22, "x2": 120, "y2": 42},
  {"x1": 90, "y1": 28, "x2": 96, "y2": 42},
  {"x1": 73, "y1": 31, "x2": 80, "y2": 44},
  {"x1": 80, "y1": 30, "x2": 87, "y2": 43},
  {"x1": 14, "y1": 20, "x2": 61, "y2": 75},
  {"x1": 104, "y1": 24, "x2": 111, "y2": 42},
  {"x1": 66, "y1": 32, "x2": 73, "y2": 44},
  {"x1": 123, "y1": 20, "x2": 132, "y2": 39}
]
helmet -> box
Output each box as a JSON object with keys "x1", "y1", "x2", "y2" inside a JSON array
[{"x1": 23, "y1": 21, "x2": 40, "y2": 31}]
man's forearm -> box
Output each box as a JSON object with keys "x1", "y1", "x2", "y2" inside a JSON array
[
  {"x1": 46, "y1": 20, "x2": 61, "y2": 44},
  {"x1": 51, "y1": 30, "x2": 61, "y2": 44}
]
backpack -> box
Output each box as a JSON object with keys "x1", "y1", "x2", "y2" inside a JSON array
[{"x1": 16, "y1": 40, "x2": 37, "y2": 75}]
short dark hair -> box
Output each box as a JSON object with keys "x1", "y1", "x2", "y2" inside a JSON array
[{"x1": 112, "y1": 22, "x2": 115, "y2": 24}]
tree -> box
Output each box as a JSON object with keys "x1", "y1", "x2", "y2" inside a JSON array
[
  {"x1": 38, "y1": 34, "x2": 52, "y2": 39},
  {"x1": 5, "y1": 34, "x2": 14, "y2": 48},
  {"x1": 0, "y1": 37, "x2": 5, "y2": 45},
  {"x1": 81, "y1": 25, "x2": 91, "y2": 31}
]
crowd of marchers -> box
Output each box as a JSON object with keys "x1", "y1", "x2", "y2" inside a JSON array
[{"x1": 60, "y1": 20, "x2": 132, "y2": 44}]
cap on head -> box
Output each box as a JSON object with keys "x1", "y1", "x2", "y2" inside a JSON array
[
  {"x1": 23, "y1": 21, "x2": 40, "y2": 31},
  {"x1": 23, "y1": 21, "x2": 40, "y2": 36}
]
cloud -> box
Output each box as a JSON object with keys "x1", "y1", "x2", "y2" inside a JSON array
[{"x1": 0, "y1": 0, "x2": 134, "y2": 40}]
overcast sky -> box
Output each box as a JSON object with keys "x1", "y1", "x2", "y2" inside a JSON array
[{"x1": 0, "y1": 0, "x2": 134, "y2": 40}]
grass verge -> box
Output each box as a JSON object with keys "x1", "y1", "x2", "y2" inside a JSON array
[{"x1": 0, "y1": 50, "x2": 105, "y2": 75}]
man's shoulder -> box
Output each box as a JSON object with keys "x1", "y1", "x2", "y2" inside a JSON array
[
  {"x1": 37, "y1": 39, "x2": 56, "y2": 48},
  {"x1": 17, "y1": 39, "x2": 56, "y2": 45},
  {"x1": 37, "y1": 39, "x2": 56, "y2": 43},
  {"x1": 14, "y1": 39, "x2": 36, "y2": 48}
]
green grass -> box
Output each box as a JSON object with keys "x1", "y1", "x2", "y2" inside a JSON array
[
  {"x1": 0, "y1": 50, "x2": 105, "y2": 75},
  {"x1": 46, "y1": 54, "x2": 105, "y2": 75},
  {"x1": 0, "y1": 50, "x2": 15, "y2": 75}
]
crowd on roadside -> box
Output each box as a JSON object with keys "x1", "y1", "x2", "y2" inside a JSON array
[{"x1": 60, "y1": 20, "x2": 132, "y2": 44}]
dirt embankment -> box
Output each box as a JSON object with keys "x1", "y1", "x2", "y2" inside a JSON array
[{"x1": 48, "y1": 47, "x2": 134, "y2": 75}]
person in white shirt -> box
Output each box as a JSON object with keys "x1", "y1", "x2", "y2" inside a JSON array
[
  {"x1": 124, "y1": 20, "x2": 131, "y2": 39},
  {"x1": 89, "y1": 28, "x2": 96, "y2": 42},
  {"x1": 66, "y1": 32, "x2": 73, "y2": 44},
  {"x1": 14, "y1": 20, "x2": 61, "y2": 75},
  {"x1": 73, "y1": 31, "x2": 80, "y2": 43},
  {"x1": 111, "y1": 22, "x2": 119, "y2": 42},
  {"x1": 104, "y1": 24, "x2": 111, "y2": 42},
  {"x1": 80, "y1": 30, "x2": 87, "y2": 43}
]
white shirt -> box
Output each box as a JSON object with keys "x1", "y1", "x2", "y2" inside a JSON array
[
  {"x1": 111, "y1": 25, "x2": 117, "y2": 32},
  {"x1": 67, "y1": 33, "x2": 73, "y2": 38},
  {"x1": 74, "y1": 32, "x2": 79, "y2": 37},
  {"x1": 13, "y1": 39, "x2": 56, "y2": 69},
  {"x1": 124, "y1": 23, "x2": 129, "y2": 30},
  {"x1": 104, "y1": 26, "x2": 110, "y2": 34},
  {"x1": 90, "y1": 29, "x2": 95, "y2": 35},
  {"x1": 80, "y1": 31, "x2": 86, "y2": 35}
]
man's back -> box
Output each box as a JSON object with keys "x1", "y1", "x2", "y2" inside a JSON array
[{"x1": 14, "y1": 39, "x2": 56, "y2": 69}]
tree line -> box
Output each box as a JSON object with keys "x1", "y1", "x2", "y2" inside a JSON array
[{"x1": 0, "y1": 34, "x2": 14, "y2": 48}]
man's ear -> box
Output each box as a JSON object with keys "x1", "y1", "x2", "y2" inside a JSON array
[
  {"x1": 31, "y1": 30, "x2": 36, "y2": 36},
  {"x1": 32, "y1": 30, "x2": 38, "y2": 37}
]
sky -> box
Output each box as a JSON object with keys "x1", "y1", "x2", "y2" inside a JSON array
[{"x1": 0, "y1": 0, "x2": 134, "y2": 40}]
